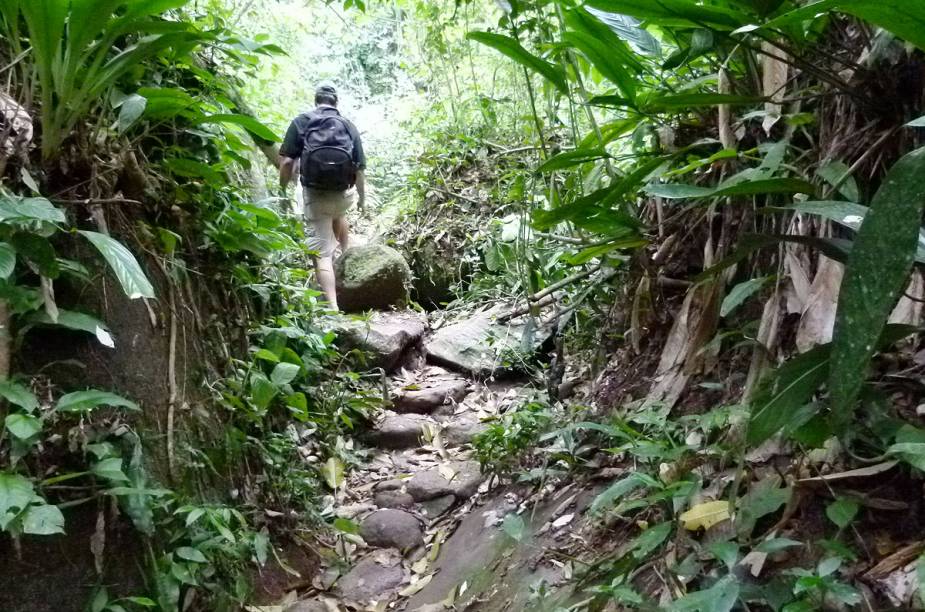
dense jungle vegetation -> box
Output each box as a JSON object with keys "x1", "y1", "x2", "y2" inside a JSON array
[{"x1": 3, "y1": 0, "x2": 925, "y2": 611}]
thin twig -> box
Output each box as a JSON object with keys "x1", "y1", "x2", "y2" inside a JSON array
[
  {"x1": 166, "y1": 282, "x2": 178, "y2": 482},
  {"x1": 823, "y1": 127, "x2": 899, "y2": 198},
  {"x1": 531, "y1": 264, "x2": 603, "y2": 303},
  {"x1": 51, "y1": 197, "x2": 142, "y2": 206},
  {"x1": 429, "y1": 187, "x2": 481, "y2": 206}
]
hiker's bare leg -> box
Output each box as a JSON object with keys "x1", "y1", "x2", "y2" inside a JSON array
[
  {"x1": 313, "y1": 253, "x2": 338, "y2": 310},
  {"x1": 333, "y1": 216, "x2": 349, "y2": 251}
]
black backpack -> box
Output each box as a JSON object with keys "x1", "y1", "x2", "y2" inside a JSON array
[{"x1": 300, "y1": 110, "x2": 356, "y2": 191}]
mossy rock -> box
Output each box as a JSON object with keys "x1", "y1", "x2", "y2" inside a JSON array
[{"x1": 335, "y1": 244, "x2": 412, "y2": 312}]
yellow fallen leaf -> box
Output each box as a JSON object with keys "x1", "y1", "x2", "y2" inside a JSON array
[
  {"x1": 679, "y1": 500, "x2": 731, "y2": 531},
  {"x1": 399, "y1": 573, "x2": 433, "y2": 597}
]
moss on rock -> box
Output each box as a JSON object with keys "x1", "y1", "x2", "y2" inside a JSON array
[{"x1": 335, "y1": 244, "x2": 412, "y2": 312}]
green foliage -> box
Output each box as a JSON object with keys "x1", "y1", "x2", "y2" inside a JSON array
[
  {"x1": 0, "y1": 0, "x2": 206, "y2": 158},
  {"x1": 473, "y1": 401, "x2": 554, "y2": 475},
  {"x1": 466, "y1": 32, "x2": 568, "y2": 94},
  {"x1": 830, "y1": 147, "x2": 925, "y2": 430}
]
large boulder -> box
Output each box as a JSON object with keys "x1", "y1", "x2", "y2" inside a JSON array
[{"x1": 336, "y1": 245, "x2": 412, "y2": 312}]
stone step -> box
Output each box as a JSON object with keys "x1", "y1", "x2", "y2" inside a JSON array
[
  {"x1": 359, "y1": 509, "x2": 423, "y2": 550},
  {"x1": 425, "y1": 306, "x2": 557, "y2": 377},
  {"x1": 391, "y1": 371, "x2": 470, "y2": 414},
  {"x1": 331, "y1": 310, "x2": 427, "y2": 372},
  {"x1": 368, "y1": 413, "x2": 435, "y2": 449}
]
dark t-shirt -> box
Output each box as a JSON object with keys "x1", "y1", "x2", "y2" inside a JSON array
[{"x1": 280, "y1": 105, "x2": 366, "y2": 171}]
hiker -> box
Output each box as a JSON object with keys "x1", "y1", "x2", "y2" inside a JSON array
[{"x1": 279, "y1": 84, "x2": 367, "y2": 311}]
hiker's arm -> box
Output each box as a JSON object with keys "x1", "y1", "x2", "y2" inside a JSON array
[
  {"x1": 278, "y1": 120, "x2": 301, "y2": 192},
  {"x1": 355, "y1": 169, "x2": 366, "y2": 212},
  {"x1": 279, "y1": 156, "x2": 297, "y2": 191}
]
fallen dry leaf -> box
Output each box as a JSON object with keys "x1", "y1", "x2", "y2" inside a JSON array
[{"x1": 679, "y1": 500, "x2": 731, "y2": 531}]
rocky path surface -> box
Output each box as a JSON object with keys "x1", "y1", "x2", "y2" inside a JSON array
[{"x1": 276, "y1": 309, "x2": 549, "y2": 612}]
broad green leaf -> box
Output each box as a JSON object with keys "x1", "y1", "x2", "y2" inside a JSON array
[
  {"x1": 249, "y1": 373, "x2": 277, "y2": 411},
  {"x1": 768, "y1": 200, "x2": 925, "y2": 264},
  {"x1": 120, "y1": 441, "x2": 156, "y2": 535},
  {"x1": 5, "y1": 413, "x2": 41, "y2": 440},
  {"x1": 628, "y1": 521, "x2": 672, "y2": 559},
  {"x1": 709, "y1": 541, "x2": 739, "y2": 570},
  {"x1": 909, "y1": 116, "x2": 925, "y2": 128},
  {"x1": 766, "y1": 200, "x2": 867, "y2": 231},
  {"x1": 176, "y1": 546, "x2": 208, "y2": 563},
  {"x1": 0, "y1": 243, "x2": 15, "y2": 279},
  {"x1": 78, "y1": 231, "x2": 155, "y2": 299},
  {"x1": 198, "y1": 113, "x2": 280, "y2": 143},
  {"x1": 755, "y1": 537, "x2": 802, "y2": 554},
  {"x1": 467, "y1": 32, "x2": 568, "y2": 94},
  {"x1": 830, "y1": 147, "x2": 925, "y2": 429},
  {"x1": 644, "y1": 93, "x2": 765, "y2": 110},
  {"x1": 0, "y1": 196, "x2": 66, "y2": 224},
  {"x1": 585, "y1": 7, "x2": 660, "y2": 56},
  {"x1": 270, "y1": 362, "x2": 300, "y2": 386},
  {"x1": 21, "y1": 503, "x2": 65, "y2": 535},
  {"x1": 699, "y1": 233, "x2": 853, "y2": 281},
  {"x1": 536, "y1": 148, "x2": 610, "y2": 173},
  {"x1": 11, "y1": 232, "x2": 58, "y2": 278},
  {"x1": 669, "y1": 574, "x2": 739, "y2": 612},
  {"x1": 322, "y1": 456, "x2": 345, "y2": 490},
  {"x1": 501, "y1": 512, "x2": 527, "y2": 542},
  {"x1": 646, "y1": 178, "x2": 815, "y2": 200},
  {"x1": 92, "y1": 457, "x2": 129, "y2": 482},
  {"x1": 764, "y1": 1, "x2": 925, "y2": 52},
  {"x1": 817, "y1": 160, "x2": 859, "y2": 202},
  {"x1": 586, "y1": 0, "x2": 752, "y2": 30},
  {"x1": 56, "y1": 389, "x2": 140, "y2": 413},
  {"x1": 0, "y1": 472, "x2": 37, "y2": 530},
  {"x1": 563, "y1": 27, "x2": 637, "y2": 101},
  {"x1": 124, "y1": 597, "x2": 157, "y2": 607},
  {"x1": 747, "y1": 344, "x2": 830, "y2": 446},
  {"x1": 118, "y1": 94, "x2": 147, "y2": 132},
  {"x1": 736, "y1": 476, "x2": 791, "y2": 537},
  {"x1": 826, "y1": 498, "x2": 859, "y2": 529},
  {"x1": 139, "y1": 86, "x2": 199, "y2": 119},
  {"x1": 0, "y1": 381, "x2": 39, "y2": 413},
  {"x1": 887, "y1": 425, "x2": 925, "y2": 471},
  {"x1": 25, "y1": 309, "x2": 115, "y2": 348},
  {"x1": 333, "y1": 517, "x2": 360, "y2": 535},
  {"x1": 721, "y1": 275, "x2": 774, "y2": 317},
  {"x1": 254, "y1": 529, "x2": 270, "y2": 566},
  {"x1": 590, "y1": 472, "x2": 654, "y2": 513},
  {"x1": 254, "y1": 349, "x2": 279, "y2": 363},
  {"x1": 163, "y1": 158, "x2": 224, "y2": 183}
]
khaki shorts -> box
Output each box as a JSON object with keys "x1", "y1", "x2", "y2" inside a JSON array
[{"x1": 303, "y1": 187, "x2": 356, "y2": 258}]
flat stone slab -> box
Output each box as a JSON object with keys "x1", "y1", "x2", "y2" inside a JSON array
[
  {"x1": 335, "y1": 554, "x2": 404, "y2": 603},
  {"x1": 375, "y1": 490, "x2": 415, "y2": 509},
  {"x1": 425, "y1": 308, "x2": 556, "y2": 376},
  {"x1": 406, "y1": 460, "x2": 483, "y2": 502},
  {"x1": 419, "y1": 494, "x2": 456, "y2": 520},
  {"x1": 333, "y1": 311, "x2": 427, "y2": 372},
  {"x1": 392, "y1": 374, "x2": 470, "y2": 414},
  {"x1": 370, "y1": 413, "x2": 433, "y2": 449},
  {"x1": 360, "y1": 509, "x2": 423, "y2": 550},
  {"x1": 441, "y1": 413, "x2": 490, "y2": 446}
]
